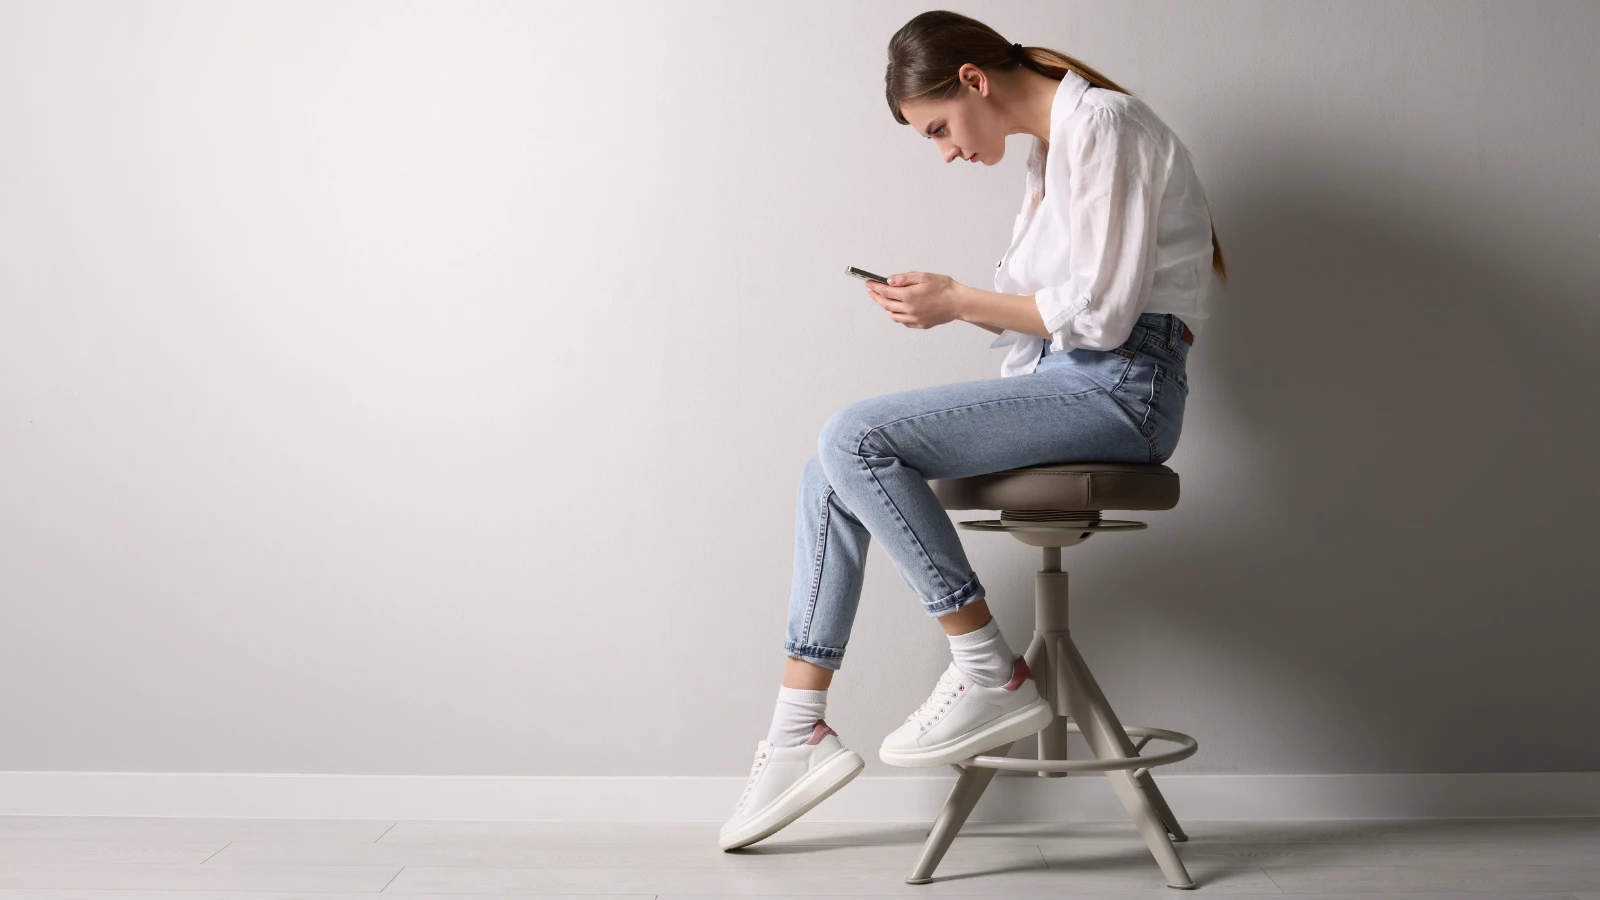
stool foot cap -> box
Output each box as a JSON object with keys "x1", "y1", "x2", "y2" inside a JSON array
[
  {"x1": 905, "y1": 876, "x2": 935, "y2": 885},
  {"x1": 1167, "y1": 882, "x2": 1198, "y2": 890}
]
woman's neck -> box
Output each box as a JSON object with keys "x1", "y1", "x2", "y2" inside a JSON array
[{"x1": 1006, "y1": 68, "x2": 1061, "y2": 147}]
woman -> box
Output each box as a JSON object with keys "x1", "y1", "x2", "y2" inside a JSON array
[{"x1": 720, "y1": 10, "x2": 1226, "y2": 851}]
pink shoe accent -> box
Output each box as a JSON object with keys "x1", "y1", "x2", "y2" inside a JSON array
[
  {"x1": 805, "y1": 719, "x2": 838, "y2": 744},
  {"x1": 1002, "y1": 655, "x2": 1030, "y2": 691}
]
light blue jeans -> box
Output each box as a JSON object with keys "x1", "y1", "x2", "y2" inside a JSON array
[{"x1": 784, "y1": 312, "x2": 1191, "y2": 671}]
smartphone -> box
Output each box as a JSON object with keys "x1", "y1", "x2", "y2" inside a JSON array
[{"x1": 844, "y1": 265, "x2": 889, "y2": 284}]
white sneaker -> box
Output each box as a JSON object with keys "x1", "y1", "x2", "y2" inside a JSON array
[
  {"x1": 718, "y1": 719, "x2": 865, "y2": 851},
  {"x1": 879, "y1": 655, "x2": 1055, "y2": 767}
]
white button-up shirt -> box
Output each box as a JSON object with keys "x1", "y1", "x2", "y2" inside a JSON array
[{"x1": 989, "y1": 70, "x2": 1222, "y2": 377}]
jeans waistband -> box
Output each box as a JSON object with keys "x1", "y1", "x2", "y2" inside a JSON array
[
  {"x1": 1135, "y1": 312, "x2": 1186, "y2": 347},
  {"x1": 1043, "y1": 312, "x2": 1187, "y2": 359}
]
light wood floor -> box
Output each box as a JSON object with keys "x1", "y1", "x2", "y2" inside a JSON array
[{"x1": 0, "y1": 814, "x2": 1596, "y2": 897}]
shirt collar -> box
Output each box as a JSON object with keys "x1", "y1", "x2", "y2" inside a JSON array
[
  {"x1": 1028, "y1": 71, "x2": 1091, "y2": 171},
  {"x1": 1052, "y1": 69, "x2": 1092, "y2": 132}
]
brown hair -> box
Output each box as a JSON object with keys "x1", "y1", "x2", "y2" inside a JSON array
[{"x1": 884, "y1": 10, "x2": 1227, "y2": 285}]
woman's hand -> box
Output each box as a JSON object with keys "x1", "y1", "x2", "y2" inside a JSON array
[{"x1": 866, "y1": 271, "x2": 967, "y2": 330}]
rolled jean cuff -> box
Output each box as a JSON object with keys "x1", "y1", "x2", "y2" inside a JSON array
[
  {"x1": 784, "y1": 640, "x2": 845, "y2": 671},
  {"x1": 919, "y1": 572, "x2": 986, "y2": 617}
]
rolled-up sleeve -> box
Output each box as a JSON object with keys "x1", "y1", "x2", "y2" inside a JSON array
[{"x1": 1034, "y1": 109, "x2": 1166, "y2": 351}]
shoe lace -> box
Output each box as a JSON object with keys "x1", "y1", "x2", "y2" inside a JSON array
[
  {"x1": 906, "y1": 666, "x2": 964, "y2": 733},
  {"x1": 735, "y1": 746, "x2": 768, "y2": 811}
]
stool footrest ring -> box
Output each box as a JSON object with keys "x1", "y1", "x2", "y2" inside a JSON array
[
  {"x1": 957, "y1": 518, "x2": 1148, "y2": 535},
  {"x1": 958, "y1": 722, "x2": 1196, "y2": 773}
]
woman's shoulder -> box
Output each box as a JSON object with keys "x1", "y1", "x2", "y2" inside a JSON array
[{"x1": 1071, "y1": 89, "x2": 1169, "y2": 144}]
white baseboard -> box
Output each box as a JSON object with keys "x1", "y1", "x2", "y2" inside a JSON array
[{"x1": 2, "y1": 770, "x2": 1597, "y2": 821}]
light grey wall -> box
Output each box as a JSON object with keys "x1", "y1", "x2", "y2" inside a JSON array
[{"x1": 2, "y1": 0, "x2": 1596, "y2": 780}]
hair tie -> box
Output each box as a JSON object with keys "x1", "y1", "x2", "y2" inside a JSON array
[{"x1": 1012, "y1": 42, "x2": 1024, "y2": 59}]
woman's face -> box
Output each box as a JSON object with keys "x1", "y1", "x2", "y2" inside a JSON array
[{"x1": 900, "y1": 65, "x2": 1009, "y2": 167}]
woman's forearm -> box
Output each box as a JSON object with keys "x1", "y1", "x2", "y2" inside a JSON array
[{"x1": 956, "y1": 285, "x2": 1052, "y2": 340}]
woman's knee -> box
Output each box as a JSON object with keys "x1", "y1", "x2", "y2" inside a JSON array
[
  {"x1": 817, "y1": 398, "x2": 884, "y2": 463},
  {"x1": 798, "y1": 454, "x2": 830, "y2": 496}
]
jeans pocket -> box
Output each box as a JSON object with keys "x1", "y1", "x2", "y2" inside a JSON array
[
  {"x1": 1113, "y1": 351, "x2": 1174, "y2": 443},
  {"x1": 1147, "y1": 363, "x2": 1189, "y2": 463},
  {"x1": 1170, "y1": 365, "x2": 1189, "y2": 396},
  {"x1": 1120, "y1": 362, "x2": 1160, "y2": 439}
]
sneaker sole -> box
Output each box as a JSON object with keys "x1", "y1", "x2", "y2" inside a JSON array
[
  {"x1": 717, "y1": 747, "x2": 866, "y2": 851},
  {"x1": 879, "y1": 695, "x2": 1055, "y2": 768}
]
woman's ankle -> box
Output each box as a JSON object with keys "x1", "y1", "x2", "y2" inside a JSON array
[{"x1": 783, "y1": 654, "x2": 834, "y2": 691}]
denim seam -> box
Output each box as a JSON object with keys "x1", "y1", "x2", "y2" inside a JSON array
[
  {"x1": 855, "y1": 388, "x2": 1107, "y2": 438},
  {"x1": 1107, "y1": 350, "x2": 1138, "y2": 393},
  {"x1": 1145, "y1": 367, "x2": 1165, "y2": 463},
  {"x1": 1117, "y1": 334, "x2": 1169, "y2": 441},
  {"x1": 847, "y1": 430, "x2": 954, "y2": 600},
  {"x1": 856, "y1": 390, "x2": 1130, "y2": 461},
  {"x1": 798, "y1": 483, "x2": 834, "y2": 646}
]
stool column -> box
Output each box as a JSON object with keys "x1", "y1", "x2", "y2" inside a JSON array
[{"x1": 1032, "y1": 546, "x2": 1073, "y2": 777}]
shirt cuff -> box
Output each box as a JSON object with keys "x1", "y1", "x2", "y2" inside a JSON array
[{"x1": 1034, "y1": 288, "x2": 1091, "y2": 350}]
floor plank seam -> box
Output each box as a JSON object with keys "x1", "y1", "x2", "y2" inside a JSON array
[
  {"x1": 1258, "y1": 863, "x2": 1287, "y2": 893},
  {"x1": 196, "y1": 839, "x2": 230, "y2": 864}
]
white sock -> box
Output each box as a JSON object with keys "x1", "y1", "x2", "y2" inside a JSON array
[
  {"x1": 767, "y1": 685, "x2": 828, "y2": 747},
  {"x1": 947, "y1": 616, "x2": 1014, "y2": 687}
]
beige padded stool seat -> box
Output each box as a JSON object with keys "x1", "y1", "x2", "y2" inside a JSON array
[{"x1": 904, "y1": 462, "x2": 1199, "y2": 890}]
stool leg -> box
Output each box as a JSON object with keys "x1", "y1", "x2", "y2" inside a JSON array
[
  {"x1": 1027, "y1": 627, "x2": 1071, "y2": 777},
  {"x1": 1134, "y1": 766, "x2": 1190, "y2": 842},
  {"x1": 1052, "y1": 629, "x2": 1186, "y2": 841},
  {"x1": 904, "y1": 740, "x2": 1016, "y2": 884},
  {"x1": 1055, "y1": 631, "x2": 1196, "y2": 889}
]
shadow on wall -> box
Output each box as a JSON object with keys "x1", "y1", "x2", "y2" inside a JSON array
[{"x1": 983, "y1": 172, "x2": 1600, "y2": 777}]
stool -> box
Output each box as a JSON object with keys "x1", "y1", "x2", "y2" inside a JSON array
[{"x1": 905, "y1": 461, "x2": 1199, "y2": 890}]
